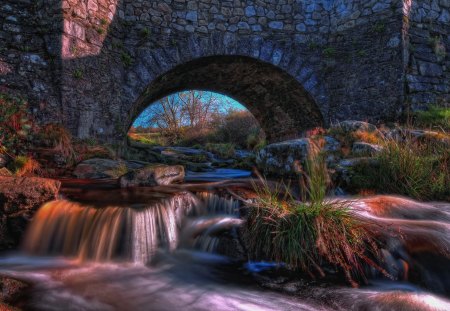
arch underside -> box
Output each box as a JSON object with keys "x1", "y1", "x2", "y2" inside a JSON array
[{"x1": 130, "y1": 56, "x2": 324, "y2": 142}]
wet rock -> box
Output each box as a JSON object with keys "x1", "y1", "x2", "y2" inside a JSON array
[
  {"x1": 323, "y1": 136, "x2": 341, "y2": 152},
  {"x1": 256, "y1": 138, "x2": 319, "y2": 175},
  {"x1": 0, "y1": 276, "x2": 30, "y2": 306},
  {"x1": 119, "y1": 164, "x2": 185, "y2": 188},
  {"x1": 73, "y1": 158, "x2": 145, "y2": 179},
  {"x1": 0, "y1": 176, "x2": 60, "y2": 249},
  {"x1": 352, "y1": 142, "x2": 383, "y2": 156}
]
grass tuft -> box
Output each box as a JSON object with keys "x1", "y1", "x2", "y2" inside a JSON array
[{"x1": 244, "y1": 151, "x2": 388, "y2": 286}]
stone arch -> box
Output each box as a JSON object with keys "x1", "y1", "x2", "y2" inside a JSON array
[{"x1": 126, "y1": 55, "x2": 324, "y2": 142}]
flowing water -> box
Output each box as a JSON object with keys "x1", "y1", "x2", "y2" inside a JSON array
[{"x1": 1, "y1": 181, "x2": 450, "y2": 311}]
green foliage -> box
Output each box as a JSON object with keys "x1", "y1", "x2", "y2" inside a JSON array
[
  {"x1": 128, "y1": 132, "x2": 166, "y2": 146},
  {"x1": 0, "y1": 93, "x2": 34, "y2": 156},
  {"x1": 308, "y1": 41, "x2": 319, "y2": 50},
  {"x1": 357, "y1": 50, "x2": 367, "y2": 57},
  {"x1": 323, "y1": 47, "x2": 335, "y2": 58},
  {"x1": 352, "y1": 136, "x2": 449, "y2": 200},
  {"x1": 100, "y1": 18, "x2": 108, "y2": 25},
  {"x1": 244, "y1": 153, "x2": 387, "y2": 286},
  {"x1": 246, "y1": 130, "x2": 266, "y2": 151},
  {"x1": 429, "y1": 36, "x2": 446, "y2": 59},
  {"x1": 413, "y1": 105, "x2": 450, "y2": 131},
  {"x1": 140, "y1": 27, "x2": 150, "y2": 38},
  {"x1": 121, "y1": 52, "x2": 133, "y2": 67},
  {"x1": 96, "y1": 27, "x2": 105, "y2": 35},
  {"x1": 73, "y1": 68, "x2": 83, "y2": 79},
  {"x1": 205, "y1": 143, "x2": 235, "y2": 159},
  {"x1": 373, "y1": 22, "x2": 386, "y2": 33}
]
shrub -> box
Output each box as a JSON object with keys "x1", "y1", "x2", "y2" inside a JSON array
[
  {"x1": 246, "y1": 129, "x2": 266, "y2": 151},
  {"x1": 244, "y1": 154, "x2": 388, "y2": 286},
  {"x1": 213, "y1": 110, "x2": 264, "y2": 149},
  {"x1": 413, "y1": 105, "x2": 450, "y2": 131},
  {"x1": 352, "y1": 136, "x2": 449, "y2": 200},
  {"x1": 0, "y1": 93, "x2": 35, "y2": 156},
  {"x1": 205, "y1": 143, "x2": 235, "y2": 159}
]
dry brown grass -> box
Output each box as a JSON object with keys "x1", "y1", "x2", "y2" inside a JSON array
[
  {"x1": 39, "y1": 124, "x2": 76, "y2": 164},
  {"x1": 14, "y1": 156, "x2": 41, "y2": 176}
]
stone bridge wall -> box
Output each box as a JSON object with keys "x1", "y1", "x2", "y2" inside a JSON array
[
  {"x1": 0, "y1": 0, "x2": 448, "y2": 142},
  {"x1": 405, "y1": 0, "x2": 450, "y2": 110}
]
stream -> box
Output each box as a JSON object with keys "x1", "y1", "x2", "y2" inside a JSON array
[{"x1": 0, "y1": 176, "x2": 449, "y2": 311}]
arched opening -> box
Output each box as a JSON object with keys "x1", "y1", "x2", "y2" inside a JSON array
[
  {"x1": 129, "y1": 90, "x2": 265, "y2": 150},
  {"x1": 128, "y1": 56, "x2": 324, "y2": 143}
]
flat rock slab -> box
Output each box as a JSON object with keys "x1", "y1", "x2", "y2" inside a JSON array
[{"x1": 119, "y1": 164, "x2": 185, "y2": 188}]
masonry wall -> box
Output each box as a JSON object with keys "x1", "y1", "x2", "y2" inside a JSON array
[
  {"x1": 405, "y1": 0, "x2": 450, "y2": 110},
  {"x1": 0, "y1": 0, "x2": 62, "y2": 122},
  {"x1": 0, "y1": 0, "x2": 447, "y2": 142}
]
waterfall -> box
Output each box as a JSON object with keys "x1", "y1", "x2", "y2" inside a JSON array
[
  {"x1": 22, "y1": 191, "x2": 242, "y2": 263},
  {"x1": 187, "y1": 192, "x2": 242, "y2": 253},
  {"x1": 23, "y1": 192, "x2": 199, "y2": 263}
]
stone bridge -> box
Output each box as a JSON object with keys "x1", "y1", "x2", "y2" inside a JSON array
[{"x1": 1, "y1": 0, "x2": 449, "y2": 142}]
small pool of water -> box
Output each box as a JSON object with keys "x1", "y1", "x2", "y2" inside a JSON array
[{"x1": 185, "y1": 168, "x2": 252, "y2": 182}]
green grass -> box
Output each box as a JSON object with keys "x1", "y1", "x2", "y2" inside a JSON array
[
  {"x1": 128, "y1": 132, "x2": 165, "y2": 146},
  {"x1": 244, "y1": 154, "x2": 388, "y2": 286},
  {"x1": 413, "y1": 105, "x2": 450, "y2": 131},
  {"x1": 352, "y1": 136, "x2": 449, "y2": 200},
  {"x1": 121, "y1": 52, "x2": 133, "y2": 67}
]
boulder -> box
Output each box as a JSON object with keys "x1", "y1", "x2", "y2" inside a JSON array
[
  {"x1": 332, "y1": 120, "x2": 377, "y2": 133},
  {"x1": 352, "y1": 142, "x2": 384, "y2": 156},
  {"x1": 0, "y1": 276, "x2": 30, "y2": 306},
  {"x1": 322, "y1": 136, "x2": 341, "y2": 152},
  {"x1": 334, "y1": 157, "x2": 379, "y2": 186},
  {"x1": 73, "y1": 158, "x2": 147, "y2": 179},
  {"x1": 119, "y1": 164, "x2": 185, "y2": 188},
  {"x1": 256, "y1": 138, "x2": 319, "y2": 175},
  {"x1": 0, "y1": 176, "x2": 60, "y2": 249}
]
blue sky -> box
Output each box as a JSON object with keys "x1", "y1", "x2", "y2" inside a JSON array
[{"x1": 133, "y1": 91, "x2": 246, "y2": 128}]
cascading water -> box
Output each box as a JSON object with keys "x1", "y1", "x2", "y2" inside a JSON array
[
  {"x1": 22, "y1": 191, "x2": 242, "y2": 263},
  {"x1": 23, "y1": 192, "x2": 199, "y2": 263},
  {"x1": 184, "y1": 192, "x2": 243, "y2": 253},
  {"x1": 1, "y1": 182, "x2": 450, "y2": 311}
]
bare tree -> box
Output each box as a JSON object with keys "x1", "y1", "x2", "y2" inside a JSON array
[
  {"x1": 178, "y1": 91, "x2": 219, "y2": 129},
  {"x1": 144, "y1": 94, "x2": 185, "y2": 143}
]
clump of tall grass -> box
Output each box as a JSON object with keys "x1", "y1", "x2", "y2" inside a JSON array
[
  {"x1": 244, "y1": 152, "x2": 388, "y2": 287},
  {"x1": 352, "y1": 134, "x2": 449, "y2": 200},
  {"x1": 39, "y1": 123, "x2": 77, "y2": 164}
]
